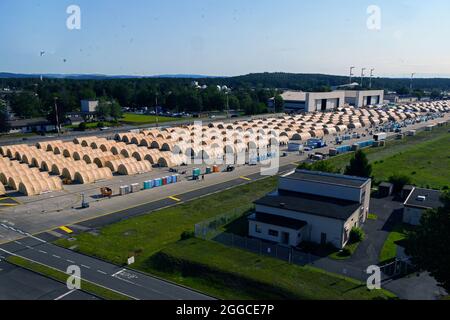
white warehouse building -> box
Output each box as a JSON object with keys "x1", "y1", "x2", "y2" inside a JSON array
[{"x1": 248, "y1": 170, "x2": 371, "y2": 249}]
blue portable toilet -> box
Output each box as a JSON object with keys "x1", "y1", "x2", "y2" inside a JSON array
[
  {"x1": 167, "y1": 176, "x2": 173, "y2": 184},
  {"x1": 172, "y1": 174, "x2": 178, "y2": 183}
]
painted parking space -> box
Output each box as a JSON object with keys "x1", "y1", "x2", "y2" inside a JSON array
[{"x1": 0, "y1": 197, "x2": 21, "y2": 207}]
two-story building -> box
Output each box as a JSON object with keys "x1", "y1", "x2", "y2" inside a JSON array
[{"x1": 248, "y1": 170, "x2": 371, "y2": 249}]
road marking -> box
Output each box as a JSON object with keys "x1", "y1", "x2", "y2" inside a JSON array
[
  {"x1": 97, "y1": 270, "x2": 107, "y2": 275},
  {"x1": 52, "y1": 255, "x2": 61, "y2": 259},
  {"x1": 239, "y1": 176, "x2": 252, "y2": 181},
  {"x1": 112, "y1": 269, "x2": 127, "y2": 277},
  {"x1": 168, "y1": 196, "x2": 181, "y2": 202},
  {"x1": 38, "y1": 250, "x2": 47, "y2": 254},
  {"x1": 14, "y1": 241, "x2": 22, "y2": 245},
  {"x1": 66, "y1": 259, "x2": 75, "y2": 264},
  {"x1": 81, "y1": 264, "x2": 91, "y2": 269},
  {"x1": 59, "y1": 226, "x2": 73, "y2": 234},
  {"x1": 54, "y1": 289, "x2": 77, "y2": 301}
]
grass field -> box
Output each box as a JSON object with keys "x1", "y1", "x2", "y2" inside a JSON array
[
  {"x1": 7, "y1": 256, "x2": 131, "y2": 300},
  {"x1": 120, "y1": 113, "x2": 181, "y2": 124},
  {"x1": 147, "y1": 238, "x2": 395, "y2": 300},
  {"x1": 379, "y1": 224, "x2": 414, "y2": 264},
  {"x1": 55, "y1": 175, "x2": 395, "y2": 299},
  {"x1": 56, "y1": 177, "x2": 278, "y2": 266},
  {"x1": 325, "y1": 126, "x2": 450, "y2": 190}
]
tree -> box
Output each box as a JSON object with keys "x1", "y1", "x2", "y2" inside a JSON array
[
  {"x1": 388, "y1": 174, "x2": 412, "y2": 194},
  {"x1": 0, "y1": 100, "x2": 9, "y2": 133},
  {"x1": 344, "y1": 150, "x2": 372, "y2": 178},
  {"x1": 9, "y1": 91, "x2": 41, "y2": 118},
  {"x1": 96, "y1": 99, "x2": 111, "y2": 120},
  {"x1": 110, "y1": 100, "x2": 123, "y2": 121},
  {"x1": 274, "y1": 94, "x2": 284, "y2": 113},
  {"x1": 405, "y1": 192, "x2": 450, "y2": 292}
]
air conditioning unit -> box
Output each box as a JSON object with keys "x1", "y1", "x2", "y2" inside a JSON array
[{"x1": 416, "y1": 195, "x2": 427, "y2": 201}]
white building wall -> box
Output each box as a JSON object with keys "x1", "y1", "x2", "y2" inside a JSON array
[
  {"x1": 254, "y1": 204, "x2": 354, "y2": 249},
  {"x1": 248, "y1": 221, "x2": 304, "y2": 246}
]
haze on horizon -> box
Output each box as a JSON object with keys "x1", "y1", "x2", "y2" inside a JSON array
[{"x1": 1, "y1": 0, "x2": 450, "y2": 78}]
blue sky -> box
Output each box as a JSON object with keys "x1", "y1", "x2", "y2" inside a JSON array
[{"x1": 1, "y1": 0, "x2": 449, "y2": 77}]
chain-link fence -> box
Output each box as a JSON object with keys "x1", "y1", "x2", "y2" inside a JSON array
[{"x1": 194, "y1": 205, "x2": 253, "y2": 240}]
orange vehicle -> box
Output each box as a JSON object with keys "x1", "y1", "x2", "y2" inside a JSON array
[{"x1": 100, "y1": 187, "x2": 113, "y2": 197}]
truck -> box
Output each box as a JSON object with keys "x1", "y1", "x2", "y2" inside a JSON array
[{"x1": 373, "y1": 133, "x2": 387, "y2": 142}]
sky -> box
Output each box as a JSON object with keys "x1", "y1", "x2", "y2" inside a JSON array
[{"x1": 1, "y1": 0, "x2": 450, "y2": 77}]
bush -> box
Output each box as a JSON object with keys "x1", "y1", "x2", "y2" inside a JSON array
[
  {"x1": 78, "y1": 122, "x2": 87, "y2": 131},
  {"x1": 97, "y1": 121, "x2": 105, "y2": 128},
  {"x1": 180, "y1": 230, "x2": 195, "y2": 240},
  {"x1": 349, "y1": 227, "x2": 365, "y2": 243},
  {"x1": 389, "y1": 174, "x2": 412, "y2": 194}
]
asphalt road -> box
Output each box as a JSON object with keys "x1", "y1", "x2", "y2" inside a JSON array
[
  {"x1": 0, "y1": 259, "x2": 98, "y2": 300},
  {"x1": 0, "y1": 162, "x2": 297, "y2": 300},
  {"x1": 0, "y1": 236, "x2": 212, "y2": 300}
]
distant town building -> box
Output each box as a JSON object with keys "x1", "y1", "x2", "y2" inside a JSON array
[
  {"x1": 338, "y1": 90, "x2": 385, "y2": 107},
  {"x1": 384, "y1": 94, "x2": 419, "y2": 104},
  {"x1": 248, "y1": 170, "x2": 371, "y2": 249},
  {"x1": 7, "y1": 118, "x2": 55, "y2": 134},
  {"x1": 81, "y1": 100, "x2": 99, "y2": 113}
]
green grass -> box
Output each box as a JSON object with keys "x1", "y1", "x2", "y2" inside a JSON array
[
  {"x1": 146, "y1": 238, "x2": 396, "y2": 300},
  {"x1": 368, "y1": 214, "x2": 378, "y2": 221},
  {"x1": 325, "y1": 126, "x2": 450, "y2": 190},
  {"x1": 7, "y1": 255, "x2": 132, "y2": 300},
  {"x1": 64, "y1": 121, "x2": 117, "y2": 129},
  {"x1": 329, "y1": 241, "x2": 361, "y2": 260},
  {"x1": 55, "y1": 177, "x2": 278, "y2": 267},
  {"x1": 379, "y1": 224, "x2": 414, "y2": 264},
  {"x1": 120, "y1": 113, "x2": 181, "y2": 125}
]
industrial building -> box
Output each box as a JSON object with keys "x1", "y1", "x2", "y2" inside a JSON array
[
  {"x1": 269, "y1": 89, "x2": 385, "y2": 113},
  {"x1": 248, "y1": 170, "x2": 372, "y2": 249},
  {"x1": 403, "y1": 188, "x2": 443, "y2": 226},
  {"x1": 80, "y1": 100, "x2": 99, "y2": 113}
]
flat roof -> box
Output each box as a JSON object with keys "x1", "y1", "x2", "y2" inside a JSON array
[
  {"x1": 254, "y1": 191, "x2": 361, "y2": 221},
  {"x1": 404, "y1": 188, "x2": 443, "y2": 209},
  {"x1": 283, "y1": 170, "x2": 369, "y2": 188},
  {"x1": 249, "y1": 212, "x2": 307, "y2": 230}
]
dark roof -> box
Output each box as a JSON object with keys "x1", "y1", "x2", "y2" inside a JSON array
[
  {"x1": 248, "y1": 213, "x2": 307, "y2": 230},
  {"x1": 283, "y1": 170, "x2": 369, "y2": 188},
  {"x1": 7, "y1": 118, "x2": 52, "y2": 128},
  {"x1": 254, "y1": 190, "x2": 361, "y2": 221},
  {"x1": 404, "y1": 188, "x2": 443, "y2": 209},
  {"x1": 379, "y1": 182, "x2": 394, "y2": 188}
]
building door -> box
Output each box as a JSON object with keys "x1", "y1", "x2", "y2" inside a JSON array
[
  {"x1": 320, "y1": 233, "x2": 327, "y2": 245},
  {"x1": 321, "y1": 99, "x2": 327, "y2": 111},
  {"x1": 367, "y1": 96, "x2": 372, "y2": 106},
  {"x1": 281, "y1": 232, "x2": 290, "y2": 245}
]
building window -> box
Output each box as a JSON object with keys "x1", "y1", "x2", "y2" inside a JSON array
[
  {"x1": 268, "y1": 229, "x2": 279, "y2": 237},
  {"x1": 255, "y1": 224, "x2": 262, "y2": 234}
]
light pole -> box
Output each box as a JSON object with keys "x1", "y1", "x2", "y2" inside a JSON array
[
  {"x1": 361, "y1": 68, "x2": 366, "y2": 88},
  {"x1": 53, "y1": 97, "x2": 60, "y2": 136},
  {"x1": 410, "y1": 73, "x2": 415, "y2": 94},
  {"x1": 369, "y1": 68, "x2": 375, "y2": 89},
  {"x1": 349, "y1": 66, "x2": 355, "y2": 84}
]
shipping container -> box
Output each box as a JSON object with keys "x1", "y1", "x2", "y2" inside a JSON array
[{"x1": 131, "y1": 183, "x2": 140, "y2": 193}]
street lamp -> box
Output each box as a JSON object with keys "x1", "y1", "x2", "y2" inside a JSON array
[
  {"x1": 53, "y1": 97, "x2": 60, "y2": 136},
  {"x1": 369, "y1": 68, "x2": 375, "y2": 89},
  {"x1": 410, "y1": 73, "x2": 416, "y2": 94},
  {"x1": 349, "y1": 66, "x2": 355, "y2": 84},
  {"x1": 361, "y1": 68, "x2": 366, "y2": 87}
]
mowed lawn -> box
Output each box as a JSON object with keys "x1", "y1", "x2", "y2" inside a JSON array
[
  {"x1": 120, "y1": 113, "x2": 181, "y2": 124},
  {"x1": 148, "y1": 238, "x2": 395, "y2": 300},
  {"x1": 56, "y1": 177, "x2": 278, "y2": 266},
  {"x1": 325, "y1": 126, "x2": 450, "y2": 189},
  {"x1": 55, "y1": 176, "x2": 395, "y2": 299}
]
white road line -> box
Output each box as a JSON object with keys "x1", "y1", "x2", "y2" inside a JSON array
[
  {"x1": 111, "y1": 269, "x2": 126, "y2": 277},
  {"x1": 38, "y1": 250, "x2": 47, "y2": 254},
  {"x1": 81, "y1": 264, "x2": 91, "y2": 269},
  {"x1": 97, "y1": 270, "x2": 107, "y2": 275},
  {"x1": 26, "y1": 246, "x2": 34, "y2": 250},
  {"x1": 54, "y1": 289, "x2": 77, "y2": 301},
  {"x1": 14, "y1": 241, "x2": 22, "y2": 245},
  {"x1": 52, "y1": 255, "x2": 61, "y2": 259},
  {"x1": 66, "y1": 259, "x2": 75, "y2": 264}
]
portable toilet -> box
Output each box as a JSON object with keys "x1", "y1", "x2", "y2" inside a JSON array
[
  {"x1": 143, "y1": 181, "x2": 150, "y2": 190},
  {"x1": 131, "y1": 183, "x2": 140, "y2": 193},
  {"x1": 167, "y1": 175, "x2": 173, "y2": 184},
  {"x1": 205, "y1": 167, "x2": 212, "y2": 174},
  {"x1": 172, "y1": 174, "x2": 179, "y2": 183}
]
